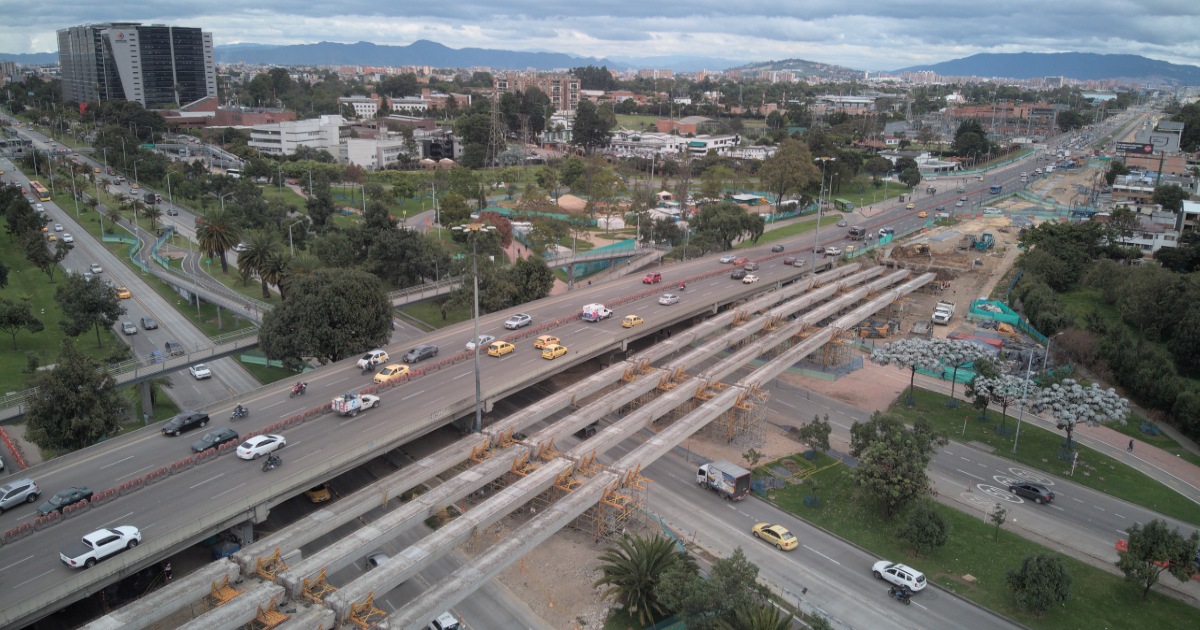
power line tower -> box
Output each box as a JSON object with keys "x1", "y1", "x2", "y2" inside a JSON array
[{"x1": 485, "y1": 92, "x2": 507, "y2": 169}]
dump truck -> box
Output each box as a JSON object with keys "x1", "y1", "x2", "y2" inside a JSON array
[
  {"x1": 580, "y1": 303, "x2": 613, "y2": 322},
  {"x1": 697, "y1": 460, "x2": 752, "y2": 500},
  {"x1": 932, "y1": 301, "x2": 956, "y2": 325}
]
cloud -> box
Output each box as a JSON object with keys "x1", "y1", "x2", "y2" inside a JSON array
[{"x1": 3, "y1": 1, "x2": 1197, "y2": 71}]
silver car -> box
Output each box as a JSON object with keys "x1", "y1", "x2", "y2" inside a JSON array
[
  {"x1": 504, "y1": 313, "x2": 532, "y2": 329},
  {"x1": 0, "y1": 478, "x2": 41, "y2": 514},
  {"x1": 658, "y1": 293, "x2": 680, "y2": 305}
]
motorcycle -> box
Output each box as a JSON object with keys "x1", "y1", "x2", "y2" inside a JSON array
[
  {"x1": 887, "y1": 585, "x2": 912, "y2": 605},
  {"x1": 230, "y1": 405, "x2": 248, "y2": 420},
  {"x1": 262, "y1": 454, "x2": 282, "y2": 472},
  {"x1": 289, "y1": 382, "x2": 307, "y2": 398},
  {"x1": 361, "y1": 363, "x2": 376, "y2": 375}
]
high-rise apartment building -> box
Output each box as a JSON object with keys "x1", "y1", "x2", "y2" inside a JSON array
[
  {"x1": 57, "y1": 23, "x2": 216, "y2": 107},
  {"x1": 493, "y1": 73, "x2": 579, "y2": 111}
]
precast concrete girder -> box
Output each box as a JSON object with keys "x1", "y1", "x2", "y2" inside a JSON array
[
  {"x1": 173, "y1": 583, "x2": 286, "y2": 630},
  {"x1": 83, "y1": 560, "x2": 242, "y2": 630}
]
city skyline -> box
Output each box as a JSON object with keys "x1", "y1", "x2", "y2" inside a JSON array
[{"x1": 2, "y1": 2, "x2": 1199, "y2": 71}]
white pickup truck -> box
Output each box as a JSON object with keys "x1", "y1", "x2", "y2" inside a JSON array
[
  {"x1": 932, "y1": 301, "x2": 956, "y2": 325},
  {"x1": 60, "y1": 526, "x2": 141, "y2": 569},
  {"x1": 580, "y1": 303, "x2": 613, "y2": 322}
]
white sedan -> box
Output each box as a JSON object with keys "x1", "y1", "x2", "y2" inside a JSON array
[
  {"x1": 89, "y1": 263, "x2": 103, "y2": 274},
  {"x1": 62, "y1": 233, "x2": 74, "y2": 243},
  {"x1": 236, "y1": 434, "x2": 287, "y2": 459},
  {"x1": 188, "y1": 364, "x2": 212, "y2": 380},
  {"x1": 54, "y1": 223, "x2": 63, "y2": 232},
  {"x1": 466, "y1": 334, "x2": 496, "y2": 351},
  {"x1": 742, "y1": 274, "x2": 760, "y2": 284},
  {"x1": 719, "y1": 255, "x2": 737, "y2": 264},
  {"x1": 658, "y1": 293, "x2": 680, "y2": 305},
  {"x1": 357, "y1": 394, "x2": 381, "y2": 410}
]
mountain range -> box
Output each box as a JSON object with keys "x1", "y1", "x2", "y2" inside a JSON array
[{"x1": 895, "y1": 53, "x2": 1200, "y2": 84}]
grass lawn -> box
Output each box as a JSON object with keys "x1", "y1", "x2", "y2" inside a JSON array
[
  {"x1": 736, "y1": 213, "x2": 844, "y2": 248},
  {"x1": 765, "y1": 453, "x2": 1199, "y2": 630},
  {"x1": 1058, "y1": 288, "x2": 1120, "y2": 327},
  {"x1": 891, "y1": 388, "x2": 1200, "y2": 527},
  {"x1": 400, "y1": 300, "x2": 472, "y2": 329},
  {"x1": 615, "y1": 114, "x2": 661, "y2": 130}
]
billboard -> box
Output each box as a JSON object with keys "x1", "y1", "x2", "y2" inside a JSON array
[{"x1": 1116, "y1": 142, "x2": 1154, "y2": 155}]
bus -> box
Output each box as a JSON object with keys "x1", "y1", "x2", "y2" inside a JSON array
[
  {"x1": 29, "y1": 181, "x2": 50, "y2": 201},
  {"x1": 988, "y1": 184, "x2": 1003, "y2": 195}
]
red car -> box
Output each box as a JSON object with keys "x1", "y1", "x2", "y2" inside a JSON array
[
  {"x1": 643, "y1": 272, "x2": 662, "y2": 284},
  {"x1": 732, "y1": 257, "x2": 750, "y2": 266}
]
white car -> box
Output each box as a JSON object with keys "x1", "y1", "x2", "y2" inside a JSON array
[
  {"x1": 466, "y1": 334, "x2": 496, "y2": 351},
  {"x1": 34, "y1": 203, "x2": 44, "y2": 212},
  {"x1": 188, "y1": 364, "x2": 212, "y2": 380},
  {"x1": 54, "y1": 223, "x2": 63, "y2": 232},
  {"x1": 719, "y1": 254, "x2": 737, "y2": 264},
  {"x1": 955, "y1": 200, "x2": 964, "y2": 207},
  {"x1": 504, "y1": 313, "x2": 532, "y2": 329},
  {"x1": 62, "y1": 233, "x2": 74, "y2": 243},
  {"x1": 60, "y1": 525, "x2": 141, "y2": 569},
  {"x1": 872, "y1": 560, "x2": 927, "y2": 592},
  {"x1": 983, "y1": 208, "x2": 1003, "y2": 216},
  {"x1": 236, "y1": 434, "x2": 287, "y2": 459},
  {"x1": 824, "y1": 246, "x2": 843, "y2": 256},
  {"x1": 89, "y1": 263, "x2": 103, "y2": 274},
  {"x1": 742, "y1": 274, "x2": 759, "y2": 284},
  {"x1": 658, "y1": 293, "x2": 680, "y2": 305},
  {"x1": 357, "y1": 394, "x2": 381, "y2": 410}
]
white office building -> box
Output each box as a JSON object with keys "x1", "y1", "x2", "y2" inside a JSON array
[{"x1": 248, "y1": 115, "x2": 348, "y2": 156}]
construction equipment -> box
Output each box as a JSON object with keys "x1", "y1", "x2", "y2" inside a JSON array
[{"x1": 972, "y1": 234, "x2": 995, "y2": 250}]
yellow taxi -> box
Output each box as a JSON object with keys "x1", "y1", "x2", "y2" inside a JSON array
[
  {"x1": 533, "y1": 334, "x2": 559, "y2": 349},
  {"x1": 621, "y1": 315, "x2": 644, "y2": 329},
  {"x1": 752, "y1": 522, "x2": 799, "y2": 551},
  {"x1": 373, "y1": 363, "x2": 410, "y2": 384},
  {"x1": 541, "y1": 343, "x2": 568, "y2": 360},
  {"x1": 844, "y1": 245, "x2": 857, "y2": 255},
  {"x1": 305, "y1": 484, "x2": 332, "y2": 503},
  {"x1": 905, "y1": 203, "x2": 915, "y2": 210},
  {"x1": 917, "y1": 211, "x2": 929, "y2": 218},
  {"x1": 977, "y1": 175, "x2": 985, "y2": 181},
  {"x1": 47, "y1": 234, "x2": 57, "y2": 241},
  {"x1": 41, "y1": 225, "x2": 49, "y2": 233},
  {"x1": 488, "y1": 340, "x2": 515, "y2": 357},
  {"x1": 116, "y1": 286, "x2": 132, "y2": 299},
  {"x1": 93, "y1": 167, "x2": 101, "y2": 174},
  {"x1": 131, "y1": 183, "x2": 140, "y2": 191}
]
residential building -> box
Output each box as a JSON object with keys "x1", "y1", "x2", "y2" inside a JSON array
[
  {"x1": 248, "y1": 115, "x2": 348, "y2": 156},
  {"x1": 57, "y1": 22, "x2": 216, "y2": 107},
  {"x1": 1096, "y1": 211, "x2": 1179, "y2": 255},
  {"x1": 386, "y1": 88, "x2": 470, "y2": 114},
  {"x1": 338, "y1": 95, "x2": 381, "y2": 119},
  {"x1": 494, "y1": 73, "x2": 579, "y2": 111}
]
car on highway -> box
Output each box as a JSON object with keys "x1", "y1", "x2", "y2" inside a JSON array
[
  {"x1": 116, "y1": 286, "x2": 131, "y2": 299},
  {"x1": 37, "y1": 486, "x2": 94, "y2": 516},
  {"x1": 658, "y1": 293, "x2": 680, "y2": 305},
  {"x1": 166, "y1": 207, "x2": 178, "y2": 216},
  {"x1": 365, "y1": 553, "x2": 390, "y2": 570},
  {"x1": 541, "y1": 343, "x2": 568, "y2": 360},
  {"x1": 305, "y1": 484, "x2": 332, "y2": 503},
  {"x1": 427, "y1": 611, "x2": 462, "y2": 630},
  {"x1": 140, "y1": 316, "x2": 159, "y2": 330},
  {"x1": 54, "y1": 223, "x2": 62, "y2": 232},
  {"x1": 89, "y1": 263, "x2": 103, "y2": 274},
  {"x1": 47, "y1": 234, "x2": 57, "y2": 242},
  {"x1": 955, "y1": 200, "x2": 965, "y2": 207},
  {"x1": 0, "y1": 478, "x2": 40, "y2": 514},
  {"x1": 60, "y1": 525, "x2": 141, "y2": 569},
  {"x1": 719, "y1": 254, "x2": 737, "y2": 264},
  {"x1": 751, "y1": 522, "x2": 798, "y2": 551},
  {"x1": 62, "y1": 233, "x2": 74, "y2": 243},
  {"x1": 165, "y1": 340, "x2": 185, "y2": 356},
  {"x1": 488, "y1": 340, "x2": 515, "y2": 357},
  {"x1": 533, "y1": 335, "x2": 560, "y2": 349},
  {"x1": 824, "y1": 246, "x2": 842, "y2": 256},
  {"x1": 188, "y1": 364, "x2": 212, "y2": 380},
  {"x1": 960, "y1": 196, "x2": 968, "y2": 202},
  {"x1": 782, "y1": 256, "x2": 797, "y2": 265},
  {"x1": 403, "y1": 344, "x2": 439, "y2": 363},
  {"x1": 642, "y1": 272, "x2": 662, "y2": 284},
  {"x1": 465, "y1": 334, "x2": 495, "y2": 351},
  {"x1": 791, "y1": 258, "x2": 808, "y2": 268},
  {"x1": 983, "y1": 207, "x2": 1003, "y2": 216},
  {"x1": 872, "y1": 560, "x2": 927, "y2": 592},
  {"x1": 917, "y1": 211, "x2": 929, "y2": 218},
  {"x1": 236, "y1": 434, "x2": 287, "y2": 460},
  {"x1": 730, "y1": 268, "x2": 747, "y2": 280},
  {"x1": 905, "y1": 203, "x2": 915, "y2": 209},
  {"x1": 191, "y1": 428, "x2": 239, "y2": 453},
  {"x1": 770, "y1": 244, "x2": 785, "y2": 252},
  {"x1": 731, "y1": 256, "x2": 750, "y2": 266},
  {"x1": 504, "y1": 313, "x2": 533, "y2": 329},
  {"x1": 743, "y1": 261, "x2": 759, "y2": 271},
  {"x1": 742, "y1": 274, "x2": 760, "y2": 284},
  {"x1": 162, "y1": 411, "x2": 209, "y2": 437},
  {"x1": 121, "y1": 321, "x2": 137, "y2": 335},
  {"x1": 232, "y1": 243, "x2": 248, "y2": 252},
  {"x1": 357, "y1": 349, "x2": 389, "y2": 371},
  {"x1": 622, "y1": 315, "x2": 644, "y2": 328},
  {"x1": 1009, "y1": 481, "x2": 1055, "y2": 504},
  {"x1": 836, "y1": 219, "x2": 848, "y2": 227},
  {"x1": 374, "y1": 364, "x2": 411, "y2": 384}
]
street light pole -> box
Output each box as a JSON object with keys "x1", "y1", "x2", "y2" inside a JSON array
[
  {"x1": 165, "y1": 172, "x2": 175, "y2": 205},
  {"x1": 1012, "y1": 352, "x2": 1035, "y2": 453},
  {"x1": 813, "y1": 157, "x2": 836, "y2": 267},
  {"x1": 453, "y1": 222, "x2": 496, "y2": 434},
  {"x1": 287, "y1": 219, "x2": 304, "y2": 256}
]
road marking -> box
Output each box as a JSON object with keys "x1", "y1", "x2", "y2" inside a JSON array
[
  {"x1": 119, "y1": 465, "x2": 155, "y2": 481},
  {"x1": 14, "y1": 569, "x2": 54, "y2": 589},
  {"x1": 1093, "y1": 505, "x2": 1106, "y2": 512},
  {"x1": 262, "y1": 400, "x2": 285, "y2": 410},
  {"x1": 190, "y1": 473, "x2": 225, "y2": 489},
  {"x1": 453, "y1": 372, "x2": 471, "y2": 380},
  {"x1": 401, "y1": 390, "x2": 425, "y2": 401},
  {"x1": 802, "y1": 545, "x2": 841, "y2": 565},
  {"x1": 104, "y1": 511, "x2": 136, "y2": 527},
  {"x1": 955, "y1": 468, "x2": 985, "y2": 481},
  {"x1": 1114, "y1": 513, "x2": 1126, "y2": 519},
  {"x1": 100, "y1": 456, "x2": 135, "y2": 469},
  {"x1": 0, "y1": 555, "x2": 34, "y2": 571},
  {"x1": 212, "y1": 482, "x2": 246, "y2": 499}
]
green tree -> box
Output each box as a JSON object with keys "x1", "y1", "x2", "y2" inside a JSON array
[
  {"x1": 898, "y1": 167, "x2": 922, "y2": 189},
  {"x1": 699, "y1": 165, "x2": 735, "y2": 201},
  {"x1": 25, "y1": 340, "x2": 128, "y2": 451},
  {"x1": 195, "y1": 207, "x2": 241, "y2": 274},
  {"x1": 54, "y1": 273, "x2": 125, "y2": 348},
  {"x1": 1116, "y1": 519, "x2": 1200, "y2": 600},
  {"x1": 368, "y1": 229, "x2": 445, "y2": 288},
  {"x1": 1006, "y1": 553, "x2": 1073, "y2": 614},
  {"x1": 864, "y1": 156, "x2": 893, "y2": 181},
  {"x1": 237, "y1": 229, "x2": 283, "y2": 299},
  {"x1": 850, "y1": 413, "x2": 948, "y2": 519},
  {"x1": 1105, "y1": 160, "x2": 1131, "y2": 186},
  {"x1": 1057, "y1": 110, "x2": 1086, "y2": 131},
  {"x1": 990, "y1": 503, "x2": 1008, "y2": 541},
  {"x1": 758, "y1": 139, "x2": 820, "y2": 210},
  {"x1": 1152, "y1": 183, "x2": 1189, "y2": 212},
  {"x1": 572, "y1": 99, "x2": 615, "y2": 154},
  {"x1": 795, "y1": 413, "x2": 832, "y2": 454},
  {"x1": 657, "y1": 547, "x2": 769, "y2": 630},
  {"x1": 258, "y1": 268, "x2": 391, "y2": 369},
  {"x1": 693, "y1": 201, "x2": 765, "y2": 250},
  {"x1": 718, "y1": 602, "x2": 793, "y2": 630},
  {"x1": 593, "y1": 535, "x2": 695, "y2": 627},
  {"x1": 0, "y1": 297, "x2": 44, "y2": 350},
  {"x1": 536, "y1": 168, "x2": 559, "y2": 201},
  {"x1": 897, "y1": 502, "x2": 949, "y2": 556},
  {"x1": 438, "y1": 192, "x2": 473, "y2": 227},
  {"x1": 507, "y1": 256, "x2": 555, "y2": 304}
]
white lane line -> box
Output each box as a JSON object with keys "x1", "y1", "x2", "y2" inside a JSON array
[
  {"x1": 401, "y1": 390, "x2": 425, "y2": 401},
  {"x1": 212, "y1": 483, "x2": 247, "y2": 499},
  {"x1": 14, "y1": 569, "x2": 55, "y2": 589},
  {"x1": 453, "y1": 372, "x2": 471, "y2": 380},
  {"x1": 955, "y1": 468, "x2": 986, "y2": 481},
  {"x1": 262, "y1": 400, "x2": 286, "y2": 410},
  {"x1": 803, "y1": 545, "x2": 841, "y2": 565},
  {"x1": 100, "y1": 456, "x2": 135, "y2": 470},
  {"x1": 190, "y1": 473, "x2": 225, "y2": 490},
  {"x1": 0, "y1": 555, "x2": 34, "y2": 571},
  {"x1": 119, "y1": 465, "x2": 154, "y2": 481},
  {"x1": 1114, "y1": 513, "x2": 1127, "y2": 519},
  {"x1": 106, "y1": 511, "x2": 136, "y2": 527},
  {"x1": 294, "y1": 451, "x2": 317, "y2": 463},
  {"x1": 1093, "y1": 505, "x2": 1106, "y2": 512}
]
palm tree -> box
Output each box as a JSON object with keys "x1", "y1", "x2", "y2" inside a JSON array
[
  {"x1": 142, "y1": 205, "x2": 163, "y2": 232},
  {"x1": 260, "y1": 251, "x2": 288, "y2": 300},
  {"x1": 105, "y1": 206, "x2": 123, "y2": 227},
  {"x1": 594, "y1": 535, "x2": 696, "y2": 626},
  {"x1": 281, "y1": 253, "x2": 322, "y2": 299},
  {"x1": 236, "y1": 229, "x2": 282, "y2": 299},
  {"x1": 718, "y1": 603, "x2": 794, "y2": 630},
  {"x1": 195, "y1": 208, "x2": 240, "y2": 273}
]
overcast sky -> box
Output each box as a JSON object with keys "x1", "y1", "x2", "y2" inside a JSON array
[{"x1": 4, "y1": 1, "x2": 1199, "y2": 71}]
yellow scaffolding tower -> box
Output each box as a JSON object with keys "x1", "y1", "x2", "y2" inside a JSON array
[
  {"x1": 347, "y1": 592, "x2": 387, "y2": 630},
  {"x1": 254, "y1": 548, "x2": 288, "y2": 582},
  {"x1": 300, "y1": 567, "x2": 338, "y2": 604}
]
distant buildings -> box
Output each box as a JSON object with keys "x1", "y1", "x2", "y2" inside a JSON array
[
  {"x1": 493, "y1": 73, "x2": 579, "y2": 111},
  {"x1": 248, "y1": 115, "x2": 349, "y2": 156},
  {"x1": 57, "y1": 23, "x2": 216, "y2": 107}
]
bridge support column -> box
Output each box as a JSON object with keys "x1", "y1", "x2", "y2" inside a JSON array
[
  {"x1": 232, "y1": 519, "x2": 256, "y2": 546},
  {"x1": 139, "y1": 382, "x2": 153, "y2": 425}
]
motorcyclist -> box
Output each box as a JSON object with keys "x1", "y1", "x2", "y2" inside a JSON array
[
  {"x1": 233, "y1": 403, "x2": 246, "y2": 417},
  {"x1": 264, "y1": 454, "x2": 281, "y2": 469},
  {"x1": 679, "y1": 282, "x2": 686, "y2": 291},
  {"x1": 293, "y1": 381, "x2": 306, "y2": 394}
]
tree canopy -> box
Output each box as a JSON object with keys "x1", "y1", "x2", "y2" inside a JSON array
[
  {"x1": 850, "y1": 412, "x2": 948, "y2": 519},
  {"x1": 54, "y1": 272, "x2": 125, "y2": 349},
  {"x1": 25, "y1": 340, "x2": 128, "y2": 451}
]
